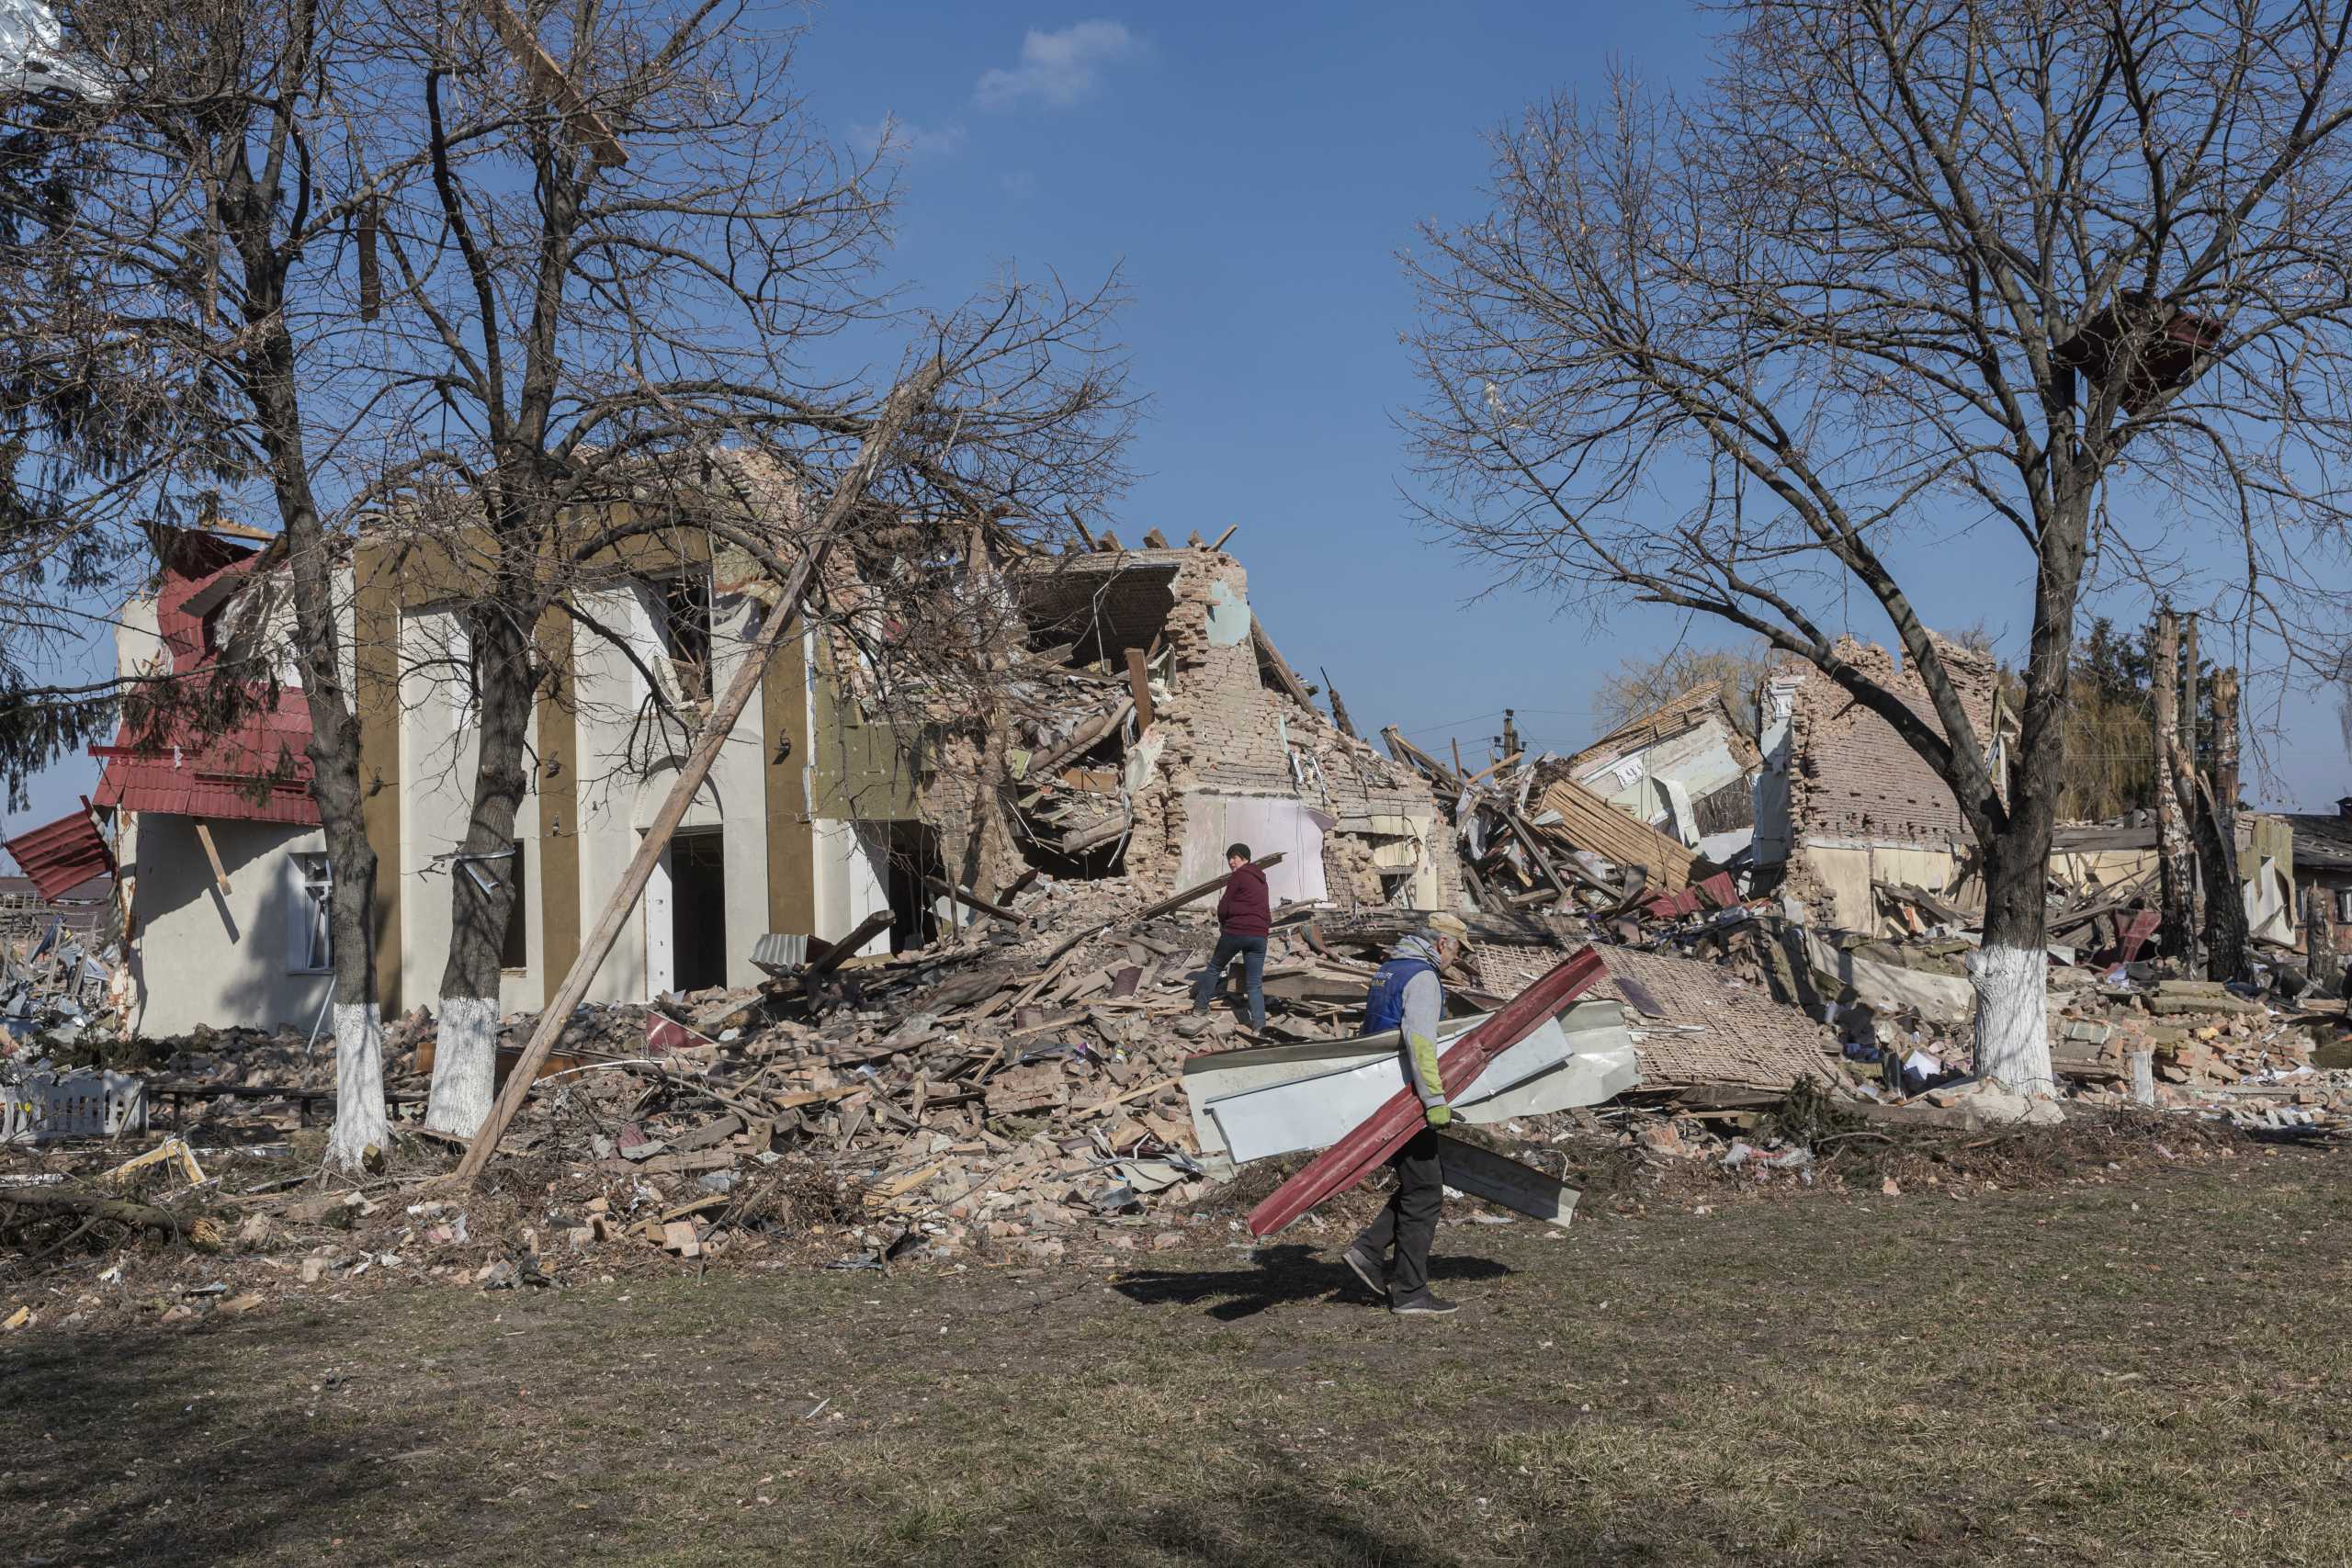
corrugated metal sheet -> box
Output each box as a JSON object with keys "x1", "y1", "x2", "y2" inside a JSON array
[
  {"x1": 91, "y1": 689, "x2": 320, "y2": 826},
  {"x1": 2, "y1": 809, "x2": 114, "y2": 901}
]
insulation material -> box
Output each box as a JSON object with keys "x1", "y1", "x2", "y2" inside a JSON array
[
  {"x1": 1178, "y1": 793, "x2": 1330, "y2": 905},
  {"x1": 2247, "y1": 855, "x2": 2296, "y2": 947},
  {"x1": 1801, "y1": 927, "x2": 1976, "y2": 1024}
]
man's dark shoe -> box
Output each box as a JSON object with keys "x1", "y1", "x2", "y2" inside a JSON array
[
  {"x1": 1341, "y1": 1244, "x2": 1385, "y2": 1300},
  {"x1": 1390, "y1": 1289, "x2": 1461, "y2": 1316}
]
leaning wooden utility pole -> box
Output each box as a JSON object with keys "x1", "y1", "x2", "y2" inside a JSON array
[
  {"x1": 2150, "y1": 608, "x2": 2194, "y2": 960},
  {"x1": 452, "y1": 363, "x2": 945, "y2": 1187}
]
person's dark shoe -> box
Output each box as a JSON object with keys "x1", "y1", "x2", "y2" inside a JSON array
[
  {"x1": 1341, "y1": 1244, "x2": 1386, "y2": 1300},
  {"x1": 1390, "y1": 1289, "x2": 1461, "y2": 1316}
]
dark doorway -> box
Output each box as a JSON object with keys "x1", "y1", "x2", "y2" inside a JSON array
[
  {"x1": 880, "y1": 821, "x2": 945, "y2": 954},
  {"x1": 670, "y1": 828, "x2": 727, "y2": 992}
]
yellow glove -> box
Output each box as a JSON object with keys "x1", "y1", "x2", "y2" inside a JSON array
[{"x1": 1424, "y1": 1102, "x2": 1453, "y2": 1128}]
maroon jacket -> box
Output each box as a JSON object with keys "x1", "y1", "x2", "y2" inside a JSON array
[{"x1": 1216, "y1": 861, "x2": 1272, "y2": 938}]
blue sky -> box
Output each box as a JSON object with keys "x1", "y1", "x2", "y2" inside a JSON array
[{"x1": 6, "y1": 0, "x2": 2346, "y2": 846}]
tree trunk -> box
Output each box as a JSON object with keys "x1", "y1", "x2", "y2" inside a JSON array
[
  {"x1": 1973, "y1": 808, "x2": 2055, "y2": 1096},
  {"x1": 1961, "y1": 479, "x2": 2097, "y2": 1101},
  {"x1": 426, "y1": 609, "x2": 533, "y2": 1136},
  {"x1": 2149, "y1": 608, "x2": 2194, "y2": 960},
  {"x1": 2200, "y1": 666, "x2": 2249, "y2": 982},
  {"x1": 210, "y1": 73, "x2": 389, "y2": 1174},
  {"x1": 247, "y1": 314, "x2": 387, "y2": 1173}
]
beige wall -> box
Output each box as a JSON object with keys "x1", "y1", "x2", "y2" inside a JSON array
[{"x1": 1795, "y1": 842, "x2": 1967, "y2": 931}]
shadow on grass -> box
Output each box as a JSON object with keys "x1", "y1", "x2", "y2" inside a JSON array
[
  {"x1": 0, "y1": 1314, "x2": 442, "y2": 1567},
  {"x1": 1111, "y1": 1242, "x2": 1512, "y2": 1321}
]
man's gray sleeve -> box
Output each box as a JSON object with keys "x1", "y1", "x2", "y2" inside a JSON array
[{"x1": 1399, "y1": 969, "x2": 1446, "y2": 1108}]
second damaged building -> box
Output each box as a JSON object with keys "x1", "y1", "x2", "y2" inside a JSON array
[
  {"x1": 1752, "y1": 634, "x2": 2017, "y2": 930},
  {"x1": 956, "y1": 539, "x2": 1462, "y2": 911}
]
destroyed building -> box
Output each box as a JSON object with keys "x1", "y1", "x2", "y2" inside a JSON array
[
  {"x1": 989, "y1": 543, "x2": 1460, "y2": 911},
  {"x1": 7, "y1": 502, "x2": 1459, "y2": 1039},
  {"x1": 2280, "y1": 798, "x2": 2352, "y2": 957},
  {"x1": 1555, "y1": 683, "x2": 1760, "y2": 862},
  {"x1": 1752, "y1": 635, "x2": 2016, "y2": 930}
]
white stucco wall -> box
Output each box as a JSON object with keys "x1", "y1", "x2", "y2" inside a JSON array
[
  {"x1": 124, "y1": 815, "x2": 334, "y2": 1038},
  {"x1": 809, "y1": 818, "x2": 894, "y2": 957},
  {"x1": 396, "y1": 604, "x2": 545, "y2": 1015},
  {"x1": 568, "y1": 579, "x2": 775, "y2": 999}
]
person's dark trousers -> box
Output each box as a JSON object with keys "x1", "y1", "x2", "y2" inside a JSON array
[
  {"x1": 1351, "y1": 1127, "x2": 1443, "y2": 1298},
  {"x1": 1192, "y1": 933, "x2": 1267, "y2": 1030}
]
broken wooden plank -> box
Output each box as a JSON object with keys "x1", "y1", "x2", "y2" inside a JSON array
[
  {"x1": 924, "y1": 877, "x2": 1024, "y2": 925},
  {"x1": 1250, "y1": 615, "x2": 1317, "y2": 708},
  {"x1": 193, "y1": 819, "x2": 232, "y2": 896},
  {"x1": 1125, "y1": 646, "x2": 1156, "y2": 730},
  {"x1": 1041, "y1": 852, "x2": 1286, "y2": 965}
]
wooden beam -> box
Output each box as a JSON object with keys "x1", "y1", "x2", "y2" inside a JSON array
[
  {"x1": 192, "y1": 819, "x2": 231, "y2": 896},
  {"x1": 1250, "y1": 615, "x2": 1317, "y2": 708},
  {"x1": 1042, "y1": 852, "x2": 1285, "y2": 965},
  {"x1": 1125, "y1": 647, "x2": 1155, "y2": 730},
  {"x1": 1024, "y1": 697, "x2": 1132, "y2": 782},
  {"x1": 453, "y1": 362, "x2": 944, "y2": 1188},
  {"x1": 1464, "y1": 750, "x2": 1523, "y2": 788},
  {"x1": 1319, "y1": 668, "x2": 1360, "y2": 738},
  {"x1": 805, "y1": 908, "x2": 894, "y2": 979},
  {"x1": 924, "y1": 876, "x2": 1023, "y2": 924},
  {"x1": 1210, "y1": 524, "x2": 1239, "y2": 552}
]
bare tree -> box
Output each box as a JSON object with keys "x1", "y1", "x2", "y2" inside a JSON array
[
  {"x1": 1406, "y1": 1, "x2": 2352, "y2": 1093},
  {"x1": 26, "y1": 0, "x2": 448, "y2": 1168},
  {"x1": 345, "y1": 5, "x2": 1129, "y2": 1134},
  {"x1": 1594, "y1": 639, "x2": 1772, "y2": 739}
]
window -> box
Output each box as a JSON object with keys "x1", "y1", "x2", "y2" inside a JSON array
[
  {"x1": 2337, "y1": 888, "x2": 2352, "y2": 926},
  {"x1": 500, "y1": 840, "x2": 528, "y2": 971},
  {"x1": 657, "y1": 575, "x2": 713, "y2": 704},
  {"x1": 288, "y1": 852, "x2": 332, "y2": 973}
]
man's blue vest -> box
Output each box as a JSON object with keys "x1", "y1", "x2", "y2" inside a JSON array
[{"x1": 1362, "y1": 957, "x2": 1438, "y2": 1038}]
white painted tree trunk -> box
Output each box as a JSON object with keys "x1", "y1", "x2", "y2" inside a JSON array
[
  {"x1": 1969, "y1": 942, "x2": 2053, "y2": 1097},
  {"x1": 425, "y1": 994, "x2": 500, "y2": 1137},
  {"x1": 326, "y1": 1001, "x2": 390, "y2": 1170}
]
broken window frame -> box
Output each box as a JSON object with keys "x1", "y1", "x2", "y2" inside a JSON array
[
  {"x1": 288, "y1": 852, "x2": 332, "y2": 974},
  {"x1": 500, "y1": 838, "x2": 528, "y2": 972},
  {"x1": 653, "y1": 571, "x2": 715, "y2": 707}
]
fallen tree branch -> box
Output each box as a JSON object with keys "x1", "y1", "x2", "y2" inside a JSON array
[{"x1": 0, "y1": 1188, "x2": 223, "y2": 1250}]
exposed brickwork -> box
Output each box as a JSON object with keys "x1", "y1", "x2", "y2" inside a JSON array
[
  {"x1": 1785, "y1": 636, "x2": 1999, "y2": 845},
  {"x1": 1019, "y1": 547, "x2": 1461, "y2": 910}
]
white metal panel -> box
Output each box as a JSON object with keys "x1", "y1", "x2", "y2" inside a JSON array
[
  {"x1": 1202, "y1": 1003, "x2": 1635, "y2": 1167},
  {"x1": 1177, "y1": 793, "x2": 1331, "y2": 905}
]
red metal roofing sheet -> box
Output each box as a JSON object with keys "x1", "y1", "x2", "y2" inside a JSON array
[
  {"x1": 91, "y1": 688, "x2": 320, "y2": 827},
  {"x1": 3, "y1": 809, "x2": 115, "y2": 902}
]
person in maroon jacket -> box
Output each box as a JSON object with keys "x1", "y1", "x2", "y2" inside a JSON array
[{"x1": 1192, "y1": 842, "x2": 1269, "y2": 1032}]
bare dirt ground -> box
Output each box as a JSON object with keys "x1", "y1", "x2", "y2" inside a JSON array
[{"x1": 4, "y1": 1142, "x2": 2346, "y2": 1567}]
